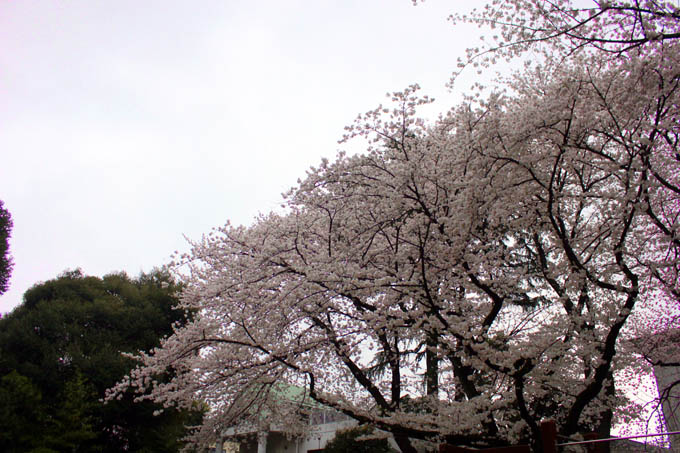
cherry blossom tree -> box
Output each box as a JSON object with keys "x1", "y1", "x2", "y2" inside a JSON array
[
  {"x1": 452, "y1": 0, "x2": 680, "y2": 63},
  {"x1": 112, "y1": 2, "x2": 680, "y2": 452},
  {"x1": 457, "y1": 0, "x2": 680, "y2": 439}
]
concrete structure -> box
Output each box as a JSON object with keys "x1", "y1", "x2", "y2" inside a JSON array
[
  {"x1": 214, "y1": 403, "x2": 423, "y2": 452},
  {"x1": 655, "y1": 362, "x2": 680, "y2": 452},
  {"x1": 223, "y1": 417, "x2": 357, "y2": 453},
  {"x1": 211, "y1": 383, "x2": 365, "y2": 453}
]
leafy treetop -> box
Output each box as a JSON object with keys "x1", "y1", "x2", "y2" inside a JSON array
[{"x1": 0, "y1": 269, "x2": 200, "y2": 453}]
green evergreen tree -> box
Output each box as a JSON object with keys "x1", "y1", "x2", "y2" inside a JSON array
[
  {"x1": 0, "y1": 269, "x2": 200, "y2": 452},
  {"x1": 323, "y1": 425, "x2": 395, "y2": 453},
  {"x1": 44, "y1": 371, "x2": 98, "y2": 452},
  {"x1": 0, "y1": 370, "x2": 46, "y2": 453}
]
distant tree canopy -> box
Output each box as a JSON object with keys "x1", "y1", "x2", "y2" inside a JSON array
[
  {"x1": 0, "y1": 269, "x2": 200, "y2": 453},
  {"x1": 323, "y1": 425, "x2": 395, "y2": 453},
  {"x1": 0, "y1": 200, "x2": 13, "y2": 296}
]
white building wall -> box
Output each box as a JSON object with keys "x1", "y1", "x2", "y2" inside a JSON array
[
  {"x1": 297, "y1": 419, "x2": 357, "y2": 452},
  {"x1": 226, "y1": 420, "x2": 358, "y2": 453}
]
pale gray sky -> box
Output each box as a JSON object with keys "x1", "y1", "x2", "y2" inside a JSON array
[{"x1": 0, "y1": 0, "x2": 484, "y2": 313}]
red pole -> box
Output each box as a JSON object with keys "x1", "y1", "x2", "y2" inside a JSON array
[
  {"x1": 540, "y1": 420, "x2": 557, "y2": 453},
  {"x1": 583, "y1": 433, "x2": 607, "y2": 453}
]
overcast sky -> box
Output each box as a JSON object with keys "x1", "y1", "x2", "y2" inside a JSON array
[{"x1": 0, "y1": 0, "x2": 488, "y2": 313}]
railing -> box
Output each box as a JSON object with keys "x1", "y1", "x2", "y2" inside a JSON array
[
  {"x1": 439, "y1": 421, "x2": 680, "y2": 453},
  {"x1": 439, "y1": 421, "x2": 556, "y2": 453},
  {"x1": 556, "y1": 430, "x2": 680, "y2": 452}
]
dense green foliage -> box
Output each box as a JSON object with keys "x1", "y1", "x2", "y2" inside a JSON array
[
  {"x1": 323, "y1": 425, "x2": 395, "y2": 453},
  {"x1": 0, "y1": 269, "x2": 200, "y2": 453},
  {"x1": 0, "y1": 200, "x2": 13, "y2": 295}
]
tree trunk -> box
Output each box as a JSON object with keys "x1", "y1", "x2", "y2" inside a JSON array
[
  {"x1": 425, "y1": 332, "x2": 439, "y2": 398},
  {"x1": 393, "y1": 434, "x2": 418, "y2": 453},
  {"x1": 594, "y1": 373, "x2": 614, "y2": 453}
]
